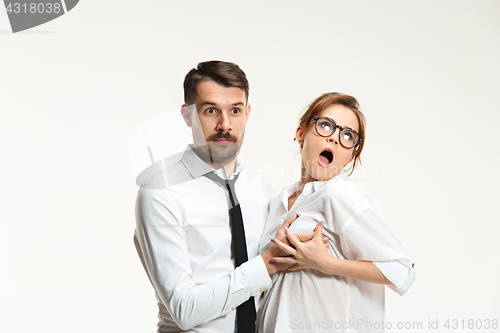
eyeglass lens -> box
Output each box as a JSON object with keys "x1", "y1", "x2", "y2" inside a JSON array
[{"x1": 315, "y1": 117, "x2": 359, "y2": 148}]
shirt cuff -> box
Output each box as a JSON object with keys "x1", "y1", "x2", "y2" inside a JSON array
[
  {"x1": 374, "y1": 258, "x2": 416, "y2": 295},
  {"x1": 242, "y1": 255, "x2": 273, "y2": 296}
]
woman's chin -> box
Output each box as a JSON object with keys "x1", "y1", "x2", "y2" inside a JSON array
[{"x1": 307, "y1": 166, "x2": 342, "y2": 182}]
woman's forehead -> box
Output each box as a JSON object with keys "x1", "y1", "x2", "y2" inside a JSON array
[{"x1": 317, "y1": 104, "x2": 359, "y2": 131}]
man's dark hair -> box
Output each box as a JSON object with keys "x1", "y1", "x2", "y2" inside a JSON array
[{"x1": 183, "y1": 60, "x2": 249, "y2": 105}]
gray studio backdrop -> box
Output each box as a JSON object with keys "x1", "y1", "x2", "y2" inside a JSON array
[{"x1": 1, "y1": 1, "x2": 499, "y2": 332}]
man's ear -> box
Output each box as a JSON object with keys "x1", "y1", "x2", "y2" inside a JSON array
[
  {"x1": 246, "y1": 103, "x2": 252, "y2": 120},
  {"x1": 181, "y1": 104, "x2": 192, "y2": 127}
]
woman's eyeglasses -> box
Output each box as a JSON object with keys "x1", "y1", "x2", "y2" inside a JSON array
[{"x1": 310, "y1": 117, "x2": 361, "y2": 149}]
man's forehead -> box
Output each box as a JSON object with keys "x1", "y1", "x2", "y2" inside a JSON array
[{"x1": 195, "y1": 81, "x2": 247, "y2": 106}]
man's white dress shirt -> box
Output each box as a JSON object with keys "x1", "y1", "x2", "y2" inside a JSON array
[
  {"x1": 257, "y1": 171, "x2": 415, "y2": 333},
  {"x1": 135, "y1": 146, "x2": 274, "y2": 332}
]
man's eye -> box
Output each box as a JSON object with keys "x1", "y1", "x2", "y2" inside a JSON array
[
  {"x1": 206, "y1": 108, "x2": 217, "y2": 114},
  {"x1": 231, "y1": 108, "x2": 241, "y2": 114}
]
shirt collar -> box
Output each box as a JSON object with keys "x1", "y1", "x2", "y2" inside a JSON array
[
  {"x1": 214, "y1": 156, "x2": 244, "y2": 180},
  {"x1": 181, "y1": 144, "x2": 245, "y2": 180},
  {"x1": 279, "y1": 169, "x2": 349, "y2": 207}
]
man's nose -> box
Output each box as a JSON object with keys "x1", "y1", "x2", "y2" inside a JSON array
[{"x1": 217, "y1": 111, "x2": 232, "y2": 132}]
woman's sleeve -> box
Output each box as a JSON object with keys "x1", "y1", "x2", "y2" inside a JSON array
[{"x1": 327, "y1": 181, "x2": 416, "y2": 295}]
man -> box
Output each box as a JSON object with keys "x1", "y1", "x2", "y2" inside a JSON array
[{"x1": 134, "y1": 61, "x2": 309, "y2": 332}]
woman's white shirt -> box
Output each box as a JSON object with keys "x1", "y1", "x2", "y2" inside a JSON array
[{"x1": 257, "y1": 171, "x2": 415, "y2": 333}]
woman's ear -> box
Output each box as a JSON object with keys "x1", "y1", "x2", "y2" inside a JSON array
[
  {"x1": 295, "y1": 126, "x2": 304, "y2": 148},
  {"x1": 181, "y1": 104, "x2": 192, "y2": 127}
]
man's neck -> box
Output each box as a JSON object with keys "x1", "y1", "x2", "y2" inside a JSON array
[{"x1": 219, "y1": 159, "x2": 237, "y2": 179}]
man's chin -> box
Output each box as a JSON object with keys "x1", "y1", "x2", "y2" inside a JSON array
[
  {"x1": 192, "y1": 143, "x2": 240, "y2": 168},
  {"x1": 210, "y1": 149, "x2": 240, "y2": 167}
]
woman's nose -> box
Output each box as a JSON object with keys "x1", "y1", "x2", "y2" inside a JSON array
[{"x1": 327, "y1": 135, "x2": 338, "y2": 144}]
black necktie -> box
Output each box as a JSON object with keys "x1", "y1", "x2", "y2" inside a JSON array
[{"x1": 204, "y1": 171, "x2": 256, "y2": 333}]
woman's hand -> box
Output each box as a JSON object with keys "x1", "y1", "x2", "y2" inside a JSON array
[
  {"x1": 261, "y1": 214, "x2": 298, "y2": 275},
  {"x1": 271, "y1": 222, "x2": 333, "y2": 273},
  {"x1": 261, "y1": 216, "x2": 331, "y2": 275},
  {"x1": 272, "y1": 222, "x2": 394, "y2": 285}
]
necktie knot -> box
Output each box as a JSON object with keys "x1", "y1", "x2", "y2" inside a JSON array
[{"x1": 203, "y1": 172, "x2": 239, "y2": 207}]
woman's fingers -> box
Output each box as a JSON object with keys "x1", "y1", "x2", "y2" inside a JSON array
[
  {"x1": 271, "y1": 256, "x2": 297, "y2": 265},
  {"x1": 271, "y1": 237, "x2": 297, "y2": 256},
  {"x1": 294, "y1": 231, "x2": 314, "y2": 242},
  {"x1": 314, "y1": 221, "x2": 324, "y2": 240},
  {"x1": 291, "y1": 230, "x2": 329, "y2": 247},
  {"x1": 282, "y1": 214, "x2": 298, "y2": 230},
  {"x1": 285, "y1": 227, "x2": 302, "y2": 248}
]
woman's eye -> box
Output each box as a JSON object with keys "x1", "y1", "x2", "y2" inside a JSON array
[
  {"x1": 320, "y1": 123, "x2": 332, "y2": 131},
  {"x1": 342, "y1": 132, "x2": 354, "y2": 141}
]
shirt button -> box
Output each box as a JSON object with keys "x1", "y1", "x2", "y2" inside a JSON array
[
  {"x1": 231, "y1": 306, "x2": 235, "y2": 310},
  {"x1": 412, "y1": 263, "x2": 415, "y2": 268},
  {"x1": 259, "y1": 288, "x2": 265, "y2": 292}
]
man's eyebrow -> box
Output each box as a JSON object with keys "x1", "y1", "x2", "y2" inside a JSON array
[
  {"x1": 199, "y1": 101, "x2": 217, "y2": 107},
  {"x1": 199, "y1": 101, "x2": 245, "y2": 107}
]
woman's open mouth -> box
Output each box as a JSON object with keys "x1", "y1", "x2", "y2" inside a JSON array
[{"x1": 318, "y1": 148, "x2": 334, "y2": 167}]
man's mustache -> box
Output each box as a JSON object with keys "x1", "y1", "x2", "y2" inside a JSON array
[{"x1": 207, "y1": 132, "x2": 237, "y2": 143}]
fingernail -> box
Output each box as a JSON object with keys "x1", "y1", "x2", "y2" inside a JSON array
[
  {"x1": 271, "y1": 259, "x2": 276, "y2": 263},
  {"x1": 271, "y1": 238, "x2": 275, "y2": 243},
  {"x1": 320, "y1": 221, "x2": 324, "y2": 226},
  {"x1": 284, "y1": 227, "x2": 287, "y2": 231}
]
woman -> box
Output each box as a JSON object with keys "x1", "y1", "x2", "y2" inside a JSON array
[{"x1": 257, "y1": 92, "x2": 415, "y2": 333}]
